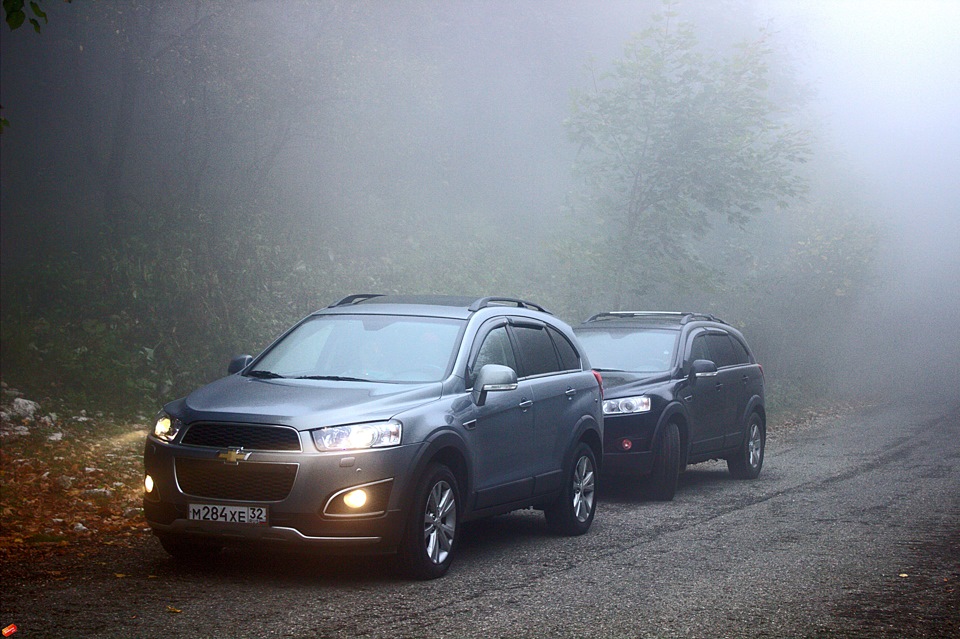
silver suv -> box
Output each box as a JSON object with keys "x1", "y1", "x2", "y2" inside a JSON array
[{"x1": 143, "y1": 295, "x2": 603, "y2": 578}]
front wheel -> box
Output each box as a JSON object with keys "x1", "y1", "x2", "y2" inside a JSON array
[
  {"x1": 397, "y1": 463, "x2": 460, "y2": 580},
  {"x1": 544, "y1": 443, "x2": 598, "y2": 536},
  {"x1": 727, "y1": 412, "x2": 765, "y2": 479},
  {"x1": 644, "y1": 422, "x2": 680, "y2": 501}
]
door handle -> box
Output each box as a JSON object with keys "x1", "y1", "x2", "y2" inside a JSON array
[
  {"x1": 565, "y1": 388, "x2": 577, "y2": 400},
  {"x1": 519, "y1": 399, "x2": 533, "y2": 411}
]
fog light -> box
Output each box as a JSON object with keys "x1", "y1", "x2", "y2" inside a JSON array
[
  {"x1": 144, "y1": 474, "x2": 155, "y2": 493},
  {"x1": 342, "y1": 489, "x2": 367, "y2": 509},
  {"x1": 620, "y1": 439, "x2": 633, "y2": 451}
]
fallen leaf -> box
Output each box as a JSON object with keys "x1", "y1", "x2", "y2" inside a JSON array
[
  {"x1": 898, "y1": 573, "x2": 909, "y2": 578},
  {"x1": 114, "y1": 573, "x2": 126, "y2": 578},
  {"x1": 166, "y1": 605, "x2": 182, "y2": 614}
]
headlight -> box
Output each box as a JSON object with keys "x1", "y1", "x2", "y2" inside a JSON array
[
  {"x1": 603, "y1": 396, "x2": 652, "y2": 415},
  {"x1": 153, "y1": 413, "x2": 182, "y2": 442},
  {"x1": 312, "y1": 420, "x2": 402, "y2": 451}
]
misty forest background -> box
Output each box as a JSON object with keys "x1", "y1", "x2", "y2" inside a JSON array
[{"x1": 1, "y1": 0, "x2": 951, "y2": 415}]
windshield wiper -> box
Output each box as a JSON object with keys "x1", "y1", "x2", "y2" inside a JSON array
[
  {"x1": 295, "y1": 375, "x2": 372, "y2": 382},
  {"x1": 594, "y1": 368, "x2": 628, "y2": 373},
  {"x1": 246, "y1": 369, "x2": 286, "y2": 379}
]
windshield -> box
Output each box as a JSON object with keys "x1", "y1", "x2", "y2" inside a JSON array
[
  {"x1": 250, "y1": 314, "x2": 465, "y2": 383},
  {"x1": 575, "y1": 328, "x2": 678, "y2": 373}
]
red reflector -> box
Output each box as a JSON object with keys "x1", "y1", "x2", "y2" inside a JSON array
[
  {"x1": 620, "y1": 439, "x2": 632, "y2": 451},
  {"x1": 592, "y1": 370, "x2": 604, "y2": 399}
]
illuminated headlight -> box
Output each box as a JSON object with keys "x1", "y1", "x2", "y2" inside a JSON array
[
  {"x1": 312, "y1": 420, "x2": 402, "y2": 451},
  {"x1": 603, "y1": 396, "x2": 652, "y2": 415},
  {"x1": 153, "y1": 413, "x2": 182, "y2": 442},
  {"x1": 144, "y1": 474, "x2": 155, "y2": 493}
]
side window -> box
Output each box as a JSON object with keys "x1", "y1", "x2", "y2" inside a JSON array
[
  {"x1": 729, "y1": 335, "x2": 752, "y2": 365},
  {"x1": 512, "y1": 325, "x2": 561, "y2": 377},
  {"x1": 689, "y1": 334, "x2": 710, "y2": 363},
  {"x1": 547, "y1": 326, "x2": 581, "y2": 371},
  {"x1": 470, "y1": 326, "x2": 518, "y2": 385},
  {"x1": 705, "y1": 333, "x2": 737, "y2": 368}
]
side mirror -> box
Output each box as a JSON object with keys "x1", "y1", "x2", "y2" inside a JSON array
[
  {"x1": 690, "y1": 359, "x2": 718, "y2": 380},
  {"x1": 471, "y1": 364, "x2": 518, "y2": 407},
  {"x1": 228, "y1": 354, "x2": 253, "y2": 375}
]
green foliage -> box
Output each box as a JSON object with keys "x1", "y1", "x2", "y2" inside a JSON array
[
  {"x1": 564, "y1": 8, "x2": 810, "y2": 307},
  {"x1": 4, "y1": 0, "x2": 50, "y2": 33},
  {"x1": 1, "y1": 206, "x2": 323, "y2": 411}
]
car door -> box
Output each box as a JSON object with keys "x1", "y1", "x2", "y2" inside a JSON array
[
  {"x1": 507, "y1": 321, "x2": 574, "y2": 495},
  {"x1": 703, "y1": 331, "x2": 746, "y2": 451},
  {"x1": 465, "y1": 321, "x2": 536, "y2": 509},
  {"x1": 683, "y1": 332, "x2": 727, "y2": 455}
]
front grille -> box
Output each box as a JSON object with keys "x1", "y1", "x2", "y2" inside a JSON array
[
  {"x1": 180, "y1": 423, "x2": 302, "y2": 451},
  {"x1": 175, "y1": 458, "x2": 298, "y2": 501}
]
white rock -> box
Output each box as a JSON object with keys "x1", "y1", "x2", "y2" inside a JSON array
[
  {"x1": 48, "y1": 432, "x2": 63, "y2": 442},
  {"x1": 11, "y1": 398, "x2": 39, "y2": 419}
]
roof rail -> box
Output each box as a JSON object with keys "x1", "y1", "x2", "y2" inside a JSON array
[
  {"x1": 584, "y1": 311, "x2": 726, "y2": 325},
  {"x1": 328, "y1": 293, "x2": 384, "y2": 307},
  {"x1": 468, "y1": 297, "x2": 552, "y2": 314}
]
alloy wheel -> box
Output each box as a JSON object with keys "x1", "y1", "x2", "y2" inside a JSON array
[
  {"x1": 572, "y1": 455, "x2": 596, "y2": 523},
  {"x1": 423, "y1": 480, "x2": 457, "y2": 565}
]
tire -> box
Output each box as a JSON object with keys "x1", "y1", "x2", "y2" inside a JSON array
[
  {"x1": 544, "y1": 443, "x2": 598, "y2": 536},
  {"x1": 727, "y1": 412, "x2": 765, "y2": 479},
  {"x1": 644, "y1": 422, "x2": 680, "y2": 501},
  {"x1": 156, "y1": 533, "x2": 222, "y2": 561},
  {"x1": 398, "y1": 463, "x2": 460, "y2": 580}
]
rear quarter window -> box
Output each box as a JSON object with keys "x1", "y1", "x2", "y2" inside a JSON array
[{"x1": 547, "y1": 326, "x2": 581, "y2": 371}]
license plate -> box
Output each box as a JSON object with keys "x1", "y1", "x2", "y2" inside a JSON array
[{"x1": 188, "y1": 503, "x2": 268, "y2": 525}]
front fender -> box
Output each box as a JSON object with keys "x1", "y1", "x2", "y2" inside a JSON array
[
  {"x1": 402, "y1": 428, "x2": 473, "y2": 515},
  {"x1": 653, "y1": 401, "x2": 691, "y2": 462}
]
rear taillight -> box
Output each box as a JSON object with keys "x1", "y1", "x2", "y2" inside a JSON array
[{"x1": 592, "y1": 370, "x2": 604, "y2": 399}]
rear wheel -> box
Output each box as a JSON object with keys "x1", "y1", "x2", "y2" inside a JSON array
[
  {"x1": 727, "y1": 412, "x2": 765, "y2": 479},
  {"x1": 398, "y1": 464, "x2": 460, "y2": 580},
  {"x1": 544, "y1": 443, "x2": 598, "y2": 536},
  {"x1": 644, "y1": 422, "x2": 680, "y2": 501}
]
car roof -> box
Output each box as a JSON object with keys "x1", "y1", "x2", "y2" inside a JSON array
[
  {"x1": 315, "y1": 294, "x2": 553, "y2": 321},
  {"x1": 576, "y1": 311, "x2": 728, "y2": 331}
]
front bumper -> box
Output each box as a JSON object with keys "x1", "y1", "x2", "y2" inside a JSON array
[
  {"x1": 601, "y1": 412, "x2": 657, "y2": 477},
  {"x1": 143, "y1": 432, "x2": 423, "y2": 554}
]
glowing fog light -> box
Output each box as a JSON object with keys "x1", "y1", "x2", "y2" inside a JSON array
[
  {"x1": 342, "y1": 489, "x2": 368, "y2": 509},
  {"x1": 620, "y1": 439, "x2": 633, "y2": 451},
  {"x1": 144, "y1": 474, "x2": 155, "y2": 493}
]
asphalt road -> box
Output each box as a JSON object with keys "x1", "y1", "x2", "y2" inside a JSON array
[{"x1": 4, "y1": 400, "x2": 959, "y2": 638}]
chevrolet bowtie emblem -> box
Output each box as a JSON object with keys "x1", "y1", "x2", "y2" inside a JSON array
[{"x1": 218, "y1": 448, "x2": 251, "y2": 464}]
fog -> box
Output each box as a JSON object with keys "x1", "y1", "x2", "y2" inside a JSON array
[
  {"x1": 762, "y1": 0, "x2": 960, "y2": 394},
  {"x1": 1, "y1": 0, "x2": 957, "y2": 408}
]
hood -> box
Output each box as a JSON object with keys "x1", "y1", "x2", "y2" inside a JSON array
[
  {"x1": 598, "y1": 370, "x2": 675, "y2": 397},
  {"x1": 168, "y1": 374, "x2": 443, "y2": 430}
]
